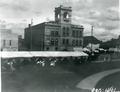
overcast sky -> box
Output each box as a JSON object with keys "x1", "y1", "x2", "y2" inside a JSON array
[{"x1": 0, "y1": 0, "x2": 119, "y2": 41}]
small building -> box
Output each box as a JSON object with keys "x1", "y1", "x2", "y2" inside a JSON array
[
  {"x1": 86, "y1": 43, "x2": 100, "y2": 50},
  {"x1": 116, "y1": 35, "x2": 120, "y2": 52},
  {"x1": 83, "y1": 36, "x2": 102, "y2": 50},
  {"x1": 0, "y1": 29, "x2": 19, "y2": 51},
  {"x1": 24, "y1": 5, "x2": 84, "y2": 51},
  {"x1": 18, "y1": 35, "x2": 27, "y2": 51}
]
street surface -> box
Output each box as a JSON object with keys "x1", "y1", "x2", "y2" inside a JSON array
[{"x1": 1, "y1": 56, "x2": 120, "y2": 92}]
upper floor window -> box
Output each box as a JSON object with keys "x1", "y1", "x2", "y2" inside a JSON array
[
  {"x1": 9, "y1": 40, "x2": 12, "y2": 46},
  {"x1": 66, "y1": 39, "x2": 69, "y2": 45},
  {"x1": 55, "y1": 31, "x2": 59, "y2": 36},
  {"x1": 76, "y1": 40, "x2": 78, "y2": 46},
  {"x1": 62, "y1": 27, "x2": 65, "y2": 36},
  {"x1": 72, "y1": 30, "x2": 75, "y2": 37},
  {"x1": 62, "y1": 39, "x2": 65, "y2": 45},
  {"x1": 76, "y1": 30, "x2": 78, "y2": 37},
  {"x1": 55, "y1": 39, "x2": 58, "y2": 46},
  {"x1": 79, "y1": 31, "x2": 82, "y2": 37},
  {"x1": 3, "y1": 40, "x2": 6, "y2": 46},
  {"x1": 51, "y1": 31, "x2": 54, "y2": 36},
  {"x1": 66, "y1": 27, "x2": 69, "y2": 36},
  {"x1": 72, "y1": 40, "x2": 75, "y2": 46},
  {"x1": 51, "y1": 39, "x2": 58, "y2": 46},
  {"x1": 63, "y1": 12, "x2": 69, "y2": 19},
  {"x1": 51, "y1": 31, "x2": 59, "y2": 37},
  {"x1": 51, "y1": 39, "x2": 54, "y2": 45},
  {"x1": 63, "y1": 39, "x2": 69, "y2": 45},
  {"x1": 62, "y1": 27, "x2": 69, "y2": 37},
  {"x1": 79, "y1": 40, "x2": 82, "y2": 46}
]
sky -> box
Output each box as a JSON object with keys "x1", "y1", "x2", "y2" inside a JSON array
[{"x1": 0, "y1": 0, "x2": 119, "y2": 41}]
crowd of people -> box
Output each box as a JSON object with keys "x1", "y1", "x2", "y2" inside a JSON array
[
  {"x1": 2, "y1": 48, "x2": 117, "y2": 72},
  {"x1": 1, "y1": 56, "x2": 88, "y2": 72}
]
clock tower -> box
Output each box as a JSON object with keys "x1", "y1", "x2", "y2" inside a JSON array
[{"x1": 55, "y1": 5, "x2": 72, "y2": 24}]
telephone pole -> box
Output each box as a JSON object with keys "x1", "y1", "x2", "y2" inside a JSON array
[
  {"x1": 30, "y1": 19, "x2": 33, "y2": 50},
  {"x1": 91, "y1": 25, "x2": 93, "y2": 52}
]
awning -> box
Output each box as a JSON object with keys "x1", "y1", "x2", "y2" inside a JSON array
[
  {"x1": 0, "y1": 51, "x2": 88, "y2": 58},
  {"x1": 0, "y1": 52, "x2": 32, "y2": 58}
]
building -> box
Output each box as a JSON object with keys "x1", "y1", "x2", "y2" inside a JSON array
[
  {"x1": 83, "y1": 36, "x2": 102, "y2": 48},
  {"x1": 0, "y1": 29, "x2": 19, "y2": 51},
  {"x1": 24, "y1": 5, "x2": 84, "y2": 51},
  {"x1": 116, "y1": 35, "x2": 120, "y2": 52},
  {"x1": 18, "y1": 35, "x2": 27, "y2": 51}
]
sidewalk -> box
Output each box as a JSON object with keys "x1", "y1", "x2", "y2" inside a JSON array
[{"x1": 76, "y1": 68, "x2": 120, "y2": 90}]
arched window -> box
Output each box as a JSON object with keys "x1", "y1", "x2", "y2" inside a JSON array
[
  {"x1": 62, "y1": 39, "x2": 65, "y2": 45},
  {"x1": 72, "y1": 40, "x2": 75, "y2": 46},
  {"x1": 63, "y1": 12, "x2": 69, "y2": 19},
  {"x1": 51, "y1": 39, "x2": 54, "y2": 45},
  {"x1": 55, "y1": 31, "x2": 59, "y2": 36},
  {"x1": 62, "y1": 27, "x2": 65, "y2": 36},
  {"x1": 66, "y1": 39, "x2": 69, "y2": 45},
  {"x1": 72, "y1": 30, "x2": 75, "y2": 37},
  {"x1": 76, "y1": 30, "x2": 78, "y2": 38},
  {"x1": 55, "y1": 39, "x2": 58, "y2": 46},
  {"x1": 79, "y1": 31, "x2": 82, "y2": 37},
  {"x1": 76, "y1": 40, "x2": 78, "y2": 46},
  {"x1": 57, "y1": 14, "x2": 60, "y2": 19},
  {"x1": 79, "y1": 40, "x2": 82, "y2": 46},
  {"x1": 66, "y1": 27, "x2": 69, "y2": 36}
]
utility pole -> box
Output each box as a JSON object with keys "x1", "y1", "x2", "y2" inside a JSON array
[
  {"x1": 91, "y1": 25, "x2": 93, "y2": 52},
  {"x1": 30, "y1": 19, "x2": 33, "y2": 50}
]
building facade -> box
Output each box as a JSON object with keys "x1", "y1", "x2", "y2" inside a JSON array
[
  {"x1": 116, "y1": 35, "x2": 120, "y2": 52},
  {"x1": 24, "y1": 5, "x2": 84, "y2": 51},
  {"x1": 0, "y1": 29, "x2": 19, "y2": 51}
]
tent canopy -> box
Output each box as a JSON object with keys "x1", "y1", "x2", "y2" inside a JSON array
[{"x1": 0, "y1": 51, "x2": 88, "y2": 58}]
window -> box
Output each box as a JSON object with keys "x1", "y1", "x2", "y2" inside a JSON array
[
  {"x1": 76, "y1": 40, "x2": 78, "y2": 46},
  {"x1": 63, "y1": 27, "x2": 69, "y2": 37},
  {"x1": 51, "y1": 39, "x2": 58, "y2": 46},
  {"x1": 55, "y1": 39, "x2": 58, "y2": 46},
  {"x1": 55, "y1": 31, "x2": 59, "y2": 36},
  {"x1": 72, "y1": 40, "x2": 75, "y2": 46},
  {"x1": 62, "y1": 39, "x2": 69, "y2": 45},
  {"x1": 9, "y1": 40, "x2": 12, "y2": 46},
  {"x1": 57, "y1": 14, "x2": 60, "y2": 19},
  {"x1": 51, "y1": 31, "x2": 54, "y2": 36},
  {"x1": 66, "y1": 27, "x2": 69, "y2": 36},
  {"x1": 51, "y1": 31, "x2": 59, "y2": 37},
  {"x1": 46, "y1": 47, "x2": 49, "y2": 51},
  {"x1": 79, "y1": 40, "x2": 82, "y2": 46},
  {"x1": 62, "y1": 39, "x2": 65, "y2": 45},
  {"x1": 76, "y1": 31, "x2": 78, "y2": 37},
  {"x1": 62, "y1": 27, "x2": 65, "y2": 36},
  {"x1": 79, "y1": 31, "x2": 82, "y2": 37},
  {"x1": 72, "y1": 30, "x2": 75, "y2": 37},
  {"x1": 66, "y1": 39, "x2": 69, "y2": 45},
  {"x1": 55, "y1": 47, "x2": 58, "y2": 51},
  {"x1": 3, "y1": 40, "x2": 6, "y2": 46},
  {"x1": 63, "y1": 12, "x2": 69, "y2": 19},
  {"x1": 51, "y1": 39, "x2": 54, "y2": 45}
]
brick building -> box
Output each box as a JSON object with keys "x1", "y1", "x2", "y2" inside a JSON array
[
  {"x1": 24, "y1": 5, "x2": 84, "y2": 51},
  {"x1": 117, "y1": 35, "x2": 120, "y2": 52}
]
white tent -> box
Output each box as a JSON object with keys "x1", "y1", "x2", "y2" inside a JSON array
[
  {"x1": 0, "y1": 51, "x2": 88, "y2": 58},
  {"x1": 30, "y1": 51, "x2": 88, "y2": 57},
  {"x1": 0, "y1": 52, "x2": 32, "y2": 58}
]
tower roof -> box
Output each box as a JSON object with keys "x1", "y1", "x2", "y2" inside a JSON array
[{"x1": 55, "y1": 5, "x2": 72, "y2": 11}]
